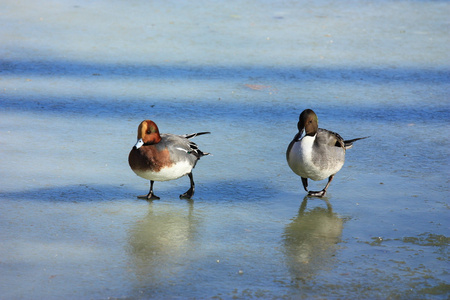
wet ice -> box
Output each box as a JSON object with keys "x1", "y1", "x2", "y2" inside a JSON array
[{"x1": 0, "y1": 0, "x2": 449, "y2": 299}]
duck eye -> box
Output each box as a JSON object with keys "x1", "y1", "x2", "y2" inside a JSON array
[{"x1": 146, "y1": 130, "x2": 151, "y2": 134}]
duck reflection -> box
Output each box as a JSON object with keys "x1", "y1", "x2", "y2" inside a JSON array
[
  {"x1": 283, "y1": 197, "x2": 344, "y2": 281},
  {"x1": 128, "y1": 200, "x2": 200, "y2": 287}
]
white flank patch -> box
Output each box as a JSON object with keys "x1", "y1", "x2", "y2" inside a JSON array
[{"x1": 134, "y1": 160, "x2": 193, "y2": 181}]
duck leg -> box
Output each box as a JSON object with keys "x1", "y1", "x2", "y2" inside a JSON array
[
  {"x1": 138, "y1": 180, "x2": 160, "y2": 200},
  {"x1": 301, "y1": 177, "x2": 309, "y2": 192},
  {"x1": 308, "y1": 175, "x2": 334, "y2": 197},
  {"x1": 180, "y1": 172, "x2": 195, "y2": 199}
]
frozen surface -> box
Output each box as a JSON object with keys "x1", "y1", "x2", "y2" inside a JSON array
[{"x1": 1, "y1": 0, "x2": 449, "y2": 299}]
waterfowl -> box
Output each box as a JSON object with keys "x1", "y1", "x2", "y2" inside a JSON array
[
  {"x1": 128, "y1": 120, "x2": 210, "y2": 200},
  {"x1": 286, "y1": 109, "x2": 368, "y2": 197}
]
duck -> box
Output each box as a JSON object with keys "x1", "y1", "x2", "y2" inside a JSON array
[
  {"x1": 286, "y1": 109, "x2": 368, "y2": 197},
  {"x1": 128, "y1": 120, "x2": 210, "y2": 200}
]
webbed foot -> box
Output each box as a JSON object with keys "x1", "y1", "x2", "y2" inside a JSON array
[
  {"x1": 179, "y1": 188, "x2": 194, "y2": 200},
  {"x1": 180, "y1": 172, "x2": 195, "y2": 199},
  {"x1": 137, "y1": 193, "x2": 160, "y2": 200},
  {"x1": 307, "y1": 190, "x2": 327, "y2": 197}
]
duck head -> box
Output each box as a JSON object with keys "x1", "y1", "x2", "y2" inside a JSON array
[
  {"x1": 297, "y1": 109, "x2": 319, "y2": 137},
  {"x1": 133, "y1": 120, "x2": 162, "y2": 149}
]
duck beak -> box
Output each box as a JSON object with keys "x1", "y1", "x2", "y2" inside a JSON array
[
  {"x1": 297, "y1": 122, "x2": 305, "y2": 134},
  {"x1": 294, "y1": 122, "x2": 305, "y2": 141},
  {"x1": 133, "y1": 138, "x2": 144, "y2": 149},
  {"x1": 294, "y1": 129, "x2": 304, "y2": 141},
  {"x1": 297, "y1": 120, "x2": 304, "y2": 132}
]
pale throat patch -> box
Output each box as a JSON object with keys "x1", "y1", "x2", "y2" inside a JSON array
[{"x1": 287, "y1": 135, "x2": 320, "y2": 179}]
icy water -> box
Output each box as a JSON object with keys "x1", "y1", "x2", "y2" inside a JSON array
[{"x1": 1, "y1": 0, "x2": 449, "y2": 299}]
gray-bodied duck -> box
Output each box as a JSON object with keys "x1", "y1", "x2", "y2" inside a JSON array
[
  {"x1": 129, "y1": 120, "x2": 210, "y2": 200},
  {"x1": 286, "y1": 109, "x2": 368, "y2": 197}
]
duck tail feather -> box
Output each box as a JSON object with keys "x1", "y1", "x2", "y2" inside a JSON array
[
  {"x1": 183, "y1": 132, "x2": 211, "y2": 139},
  {"x1": 344, "y1": 136, "x2": 369, "y2": 149}
]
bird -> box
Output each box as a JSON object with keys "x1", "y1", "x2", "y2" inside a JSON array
[
  {"x1": 286, "y1": 109, "x2": 368, "y2": 197},
  {"x1": 128, "y1": 120, "x2": 210, "y2": 200}
]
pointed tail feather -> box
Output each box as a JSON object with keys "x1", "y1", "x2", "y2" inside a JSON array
[
  {"x1": 184, "y1": 132, "x2": 211, "y2": 158},
  {"x1": 344, "y1": 136, "x2": 369, "y2": 149},
  {"x1": 183, "y1": 132, "x2": 211, "y2": 139}
]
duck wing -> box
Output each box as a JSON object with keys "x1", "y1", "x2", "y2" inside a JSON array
[
  {"x1": 160, "y1": 133, "x2": 210, "y2": 161},
  {"x1": 316, "y1": 128, "x2": 345, "y2": 149}
]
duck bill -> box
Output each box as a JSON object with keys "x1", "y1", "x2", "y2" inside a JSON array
[
  {"x1": 293, "y1": 130, "x2": 304, "y2": 141},
  {"x1": 297, "y1": 121, "x2": 305, "y2": 134},
  {"x1": 133, "y1": 138, "x2": 144, "y2": 149},
  {"x1": 295, "y1": 123, "x2": 305, "y2": 140}
]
